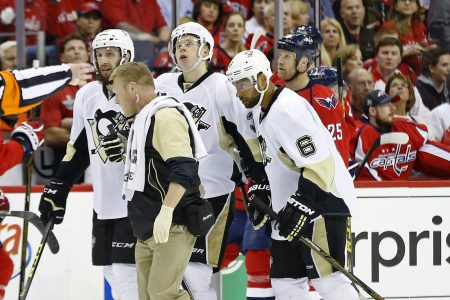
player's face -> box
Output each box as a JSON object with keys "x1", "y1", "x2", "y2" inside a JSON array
[
  {"x1": 174, "y1": 35, "x2": 203, "y2": 71},
  {"x1": 373, "y1": 102, "x2": 395, "y2": 127},
  {"x1": 430, "y1": 54, "x2": 450, "y2": 83},
  {"x1": 277, "y1": 50, "x2": 297, "y2": 80},
  {"x1": 112, "y1": 77, "x2": 137, "y2": 117},
  {"x1": 232, "y1": 78, "x2": 259, "y2": 108},
  {"x1": 376, "y1": 45, "x2": 401, "y2": 73},
  {"x1": 95, "y1": 47, "x2": 122, "y2": 80},
  {"x1": 61, "y1": 39, "x2": 89, "y2": 64}
]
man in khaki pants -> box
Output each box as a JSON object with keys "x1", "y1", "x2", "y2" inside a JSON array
[{"x1": 110, "y1": 62, "x2": 208, "y2": 300}]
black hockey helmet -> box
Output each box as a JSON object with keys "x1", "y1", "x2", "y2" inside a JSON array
[{"x1": 308, "y1": 66, "x2": 338, "y2": 87}]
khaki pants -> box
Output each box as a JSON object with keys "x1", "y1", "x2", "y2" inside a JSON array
[{"x1": 135, "y1": 225, "x2": 195, "y2": 300}]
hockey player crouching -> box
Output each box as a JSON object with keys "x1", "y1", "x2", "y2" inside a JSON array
[
  {"x1": 110, "y1": 62, "x2": 212, "y2": 300},
  {"x1": 226, "y1": 49, "x2": 360, "y2": 300}
]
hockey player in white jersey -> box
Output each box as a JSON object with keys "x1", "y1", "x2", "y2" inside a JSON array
[
  {"x1": 226, "y1": 49, "x2": 359, "y2": 300},
  {"x1": 38, "y1": 29, "x2": 138, "y2": 300},
  {"x1": 154, "y1": 22, "x2": 268, "y2": 300}
]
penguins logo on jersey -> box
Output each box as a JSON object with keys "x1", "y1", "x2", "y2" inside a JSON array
[
  {"x1": 247, "y1": 111, "x2": 256, "y2": 133},
  {"x1": 184, "y1": 102, "x2": 210, "y2": 131},
  {"x1": 258, "y1": 135, "x2": 271, "y2": 165},
  {"x1": 314, "y1": 94, "x2": 338, "y2": 110},
  {"x1": 88, "y1": 110, "x2": 132, "y2": 163}
]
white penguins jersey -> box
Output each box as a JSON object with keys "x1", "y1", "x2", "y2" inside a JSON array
[
  {"x1": 252, "y1": 87, "x2": 357, "y2": 241},
  {"x1": 154, "y1": 72, "x2": 259, "y2": 198},
  {"x1": 70, "y1": 81, "x2": 131, "y2": 219}
]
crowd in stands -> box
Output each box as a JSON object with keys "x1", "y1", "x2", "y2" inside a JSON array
[{"x1": 0, "y1": 0, "x2": 449, "y2": 185}]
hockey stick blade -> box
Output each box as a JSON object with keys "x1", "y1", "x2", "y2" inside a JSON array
[
  {"x1": 380, "y1": 132, "x2": 409, "y2": 145},
  {"x1": 249, "y1": 198, "x2": 385, "y2": 300},
  {"x1": 0, "y1": 211, "x2": 59, "y2": 254}
]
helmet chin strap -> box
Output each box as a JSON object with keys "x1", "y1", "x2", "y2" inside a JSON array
[
  {"x1": 285, "y1": 60, "x2": 308, "y2": 83},
  {"x1": 254, "y1": 76, "x2": 269, "y2": 107}
]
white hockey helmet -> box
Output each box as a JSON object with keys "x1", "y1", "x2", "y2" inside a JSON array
[
  {"x1": 92, "y1": 29, "x2": 135, "y2": 70},
  {"x1": 226, "y1": 49, "x2": 272, "y2": 86},
  {"x1": 168, "y1": 22, "x2": 214, "y2": 68}
]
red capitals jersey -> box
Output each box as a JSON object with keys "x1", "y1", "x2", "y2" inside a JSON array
[
  {"x1": 351, "y1": 118, "x2": 450, "y2": 180},
  {"x1": 46, "y1": 0, "x2": 82, "y2": 39},
  {"x1": 297, "y1": 83, "x2": 350, "y2": 166},
  {"x1": 0, "y1": 0, "x2": 47, "y2": 45},
  {"x1": 40, "y1": 85, "x2": 78, "y2": 128},
  {"x1": 0, "y1": 133, "x2": 23, "y2": 176},
  {"x1": 245, "y1": 32, "x2": 274, "y2": 58},
  {"x1": 210, "y1": 46, "x2": 233, "y2": 73}
]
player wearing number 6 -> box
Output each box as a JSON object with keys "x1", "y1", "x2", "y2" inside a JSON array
[{"x1": 226, "y1": 49, "x2": 359, "y2": 299}]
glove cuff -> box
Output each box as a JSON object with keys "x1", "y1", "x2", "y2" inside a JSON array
[{"x1": 159, "y1": 205, "x2": 174, "y2": 216}]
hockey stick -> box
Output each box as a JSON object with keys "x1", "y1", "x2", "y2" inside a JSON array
[
  {"x1": 19, "y1": 220, "x2": 54, "y2": 300},
  {"x1": 249, "y1": 197, "x2": 385, "y2": 300},
  {"x1": 336, "y1": 58, "x2": 345, "y2": 116},
  {"x1": 0, "y1": 211, "x2": 59, "y2": 254},
  {"x1": 354, "y1": 132, "x2": 409, "y2": 179}
]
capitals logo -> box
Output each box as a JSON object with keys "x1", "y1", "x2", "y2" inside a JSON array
[{"x1": 314, "y1": 94, "x2": 338, "y2": 110}]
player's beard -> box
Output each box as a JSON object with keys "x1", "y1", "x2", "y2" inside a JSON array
[{"x1": 375, "y1": 112, "x2": 395, "y2": 128}]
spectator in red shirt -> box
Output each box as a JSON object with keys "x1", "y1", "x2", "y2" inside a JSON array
[
  {"x1": 46, "y1": 0, "x2": 82, "y2": 41},
  {"x1": 40, "y1": 34, "x2": 89, "y2": 176},
  {"x1": 193, "y1": 0, "x2": 224, "y2": 47},
  {"x1": 381, "y1": 0, "x2": 428, "y2": 74},
  {"x1": 0, "y1": 0, "x2": 47, "y2": 45},
  {"x1": 75, "y1": 1, "x2": 102, "y2": 54},
  {"x1": 211, "y1": 12, "x2": 246, "y2": 73},
  {"x1": 100, "y1": 0, "x2": 170, "y2": 46}
]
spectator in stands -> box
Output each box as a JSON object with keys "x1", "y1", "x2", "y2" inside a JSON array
[
  {"x1": 156, "y1": 0, "x2": 193, "y2": 27},
  {"x1": 290, "y1": 0, "x2": 310, "y2": 29},
  {"x1": 385, "y1": 73, "x2": 417, "y2": 118},
  {"x1": 101, "y1": 0, "x2": 170, "y2": 46},
  {"x1": 244, "y1": 0, "x2": 271, "y2": 38},
  {"x1": 339, "y1": 0, "x2": 375, "y2": 61},
  {"x1": 369, "y1": 37, "x2": 430, "y2": 118},
  {"x1": 39, "y1": 35, "x2": 89, "y2": 176},
  {"x1": 223, "y1": 0, "x2": 253, "y2": 20},
  {"x1": 416, "y1": 47, "x2": 450, "y2": 111},
  {"x1": 0, "y1": 0, "x2": 47, "y2": 45},
  {"x1": 333, "y1": 44, "x2": 362, "y2": 82},
  {"x1": 0, "y1": 40, "x2": 16, "y2": 70},
  {"x1": 373, "y1": 27, "x2": 399, "y2": 47},
  {"x1": 245, "y1": 1, "x2": 292, "y2": 60},
  {"x1": 381, "y1": 0, "x2": 428, "y2": 74},
  {"x1": 75, "y1": 1, "x2": 102, "y2": 53},
  {"x1": 427, "y1": 0, "x2": 450, "y2": 52},
  {"x1": 347, "y1": 67, "x2": 374, "y2": 121},
  {"x1": 211, "y1": 12, "x2": 246, "y2": 73},
  {"x1": 350, "y1": 89, "x2": 450, "y2": 180},
  {"x1": 320, "y1": 18, "x2": 346, "y2": 67},
  {"x1": 192, "y1": 0, "x2": 224, "y2": 46},
  {"x1": 46, "y1": 0, "x2": 80, "y2": 41},
  {"x1": 427, "y1": 103, "x2": 450, "y2": 145}
]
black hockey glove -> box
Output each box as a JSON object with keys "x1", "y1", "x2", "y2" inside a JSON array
[
  {"x1": 277, "y1": 194, "x2": 321, "y2": 242},
  {"x1": 102, "y1": 127, "x2": 129, "y2": 163},
  {"x1": 38, "y1": 178, "x2": 71, "y2": 225},
  {"x1": 246, "y1": 178, "x2": 271, "y2": 230}
]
